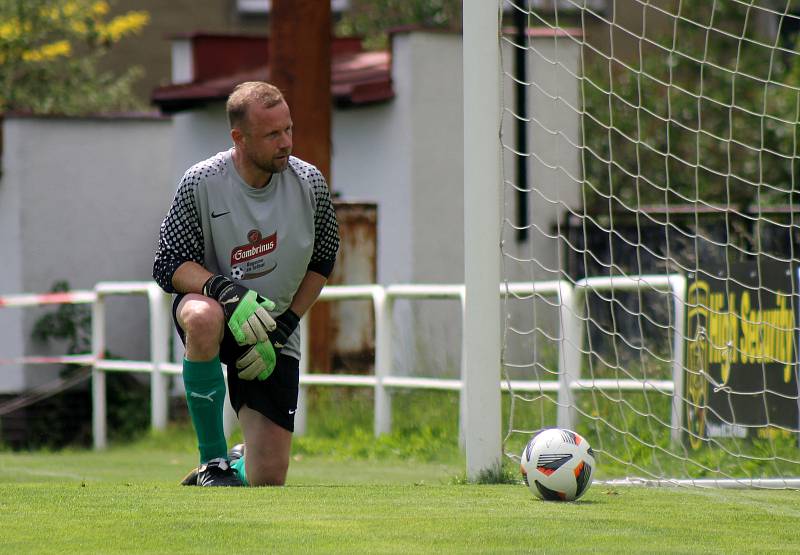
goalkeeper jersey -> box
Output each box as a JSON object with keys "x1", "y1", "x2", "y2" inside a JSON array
[{"x1": 153, "y1": 149, "x2": 340, "y2": 360}]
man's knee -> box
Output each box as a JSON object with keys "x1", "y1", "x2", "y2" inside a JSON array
[
  {"x1": 247, "y1": 460, "x2": 288, "y2": 487},
  {"x1": 238, "y1": 406, "x2": 292, "y2": 486},
  {"x1": 178, "y1": 296, "x2": 224, "y2": 341}
]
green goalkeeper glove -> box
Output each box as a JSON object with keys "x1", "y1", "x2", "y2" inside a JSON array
[
  {"x1": 233, "y1": 309, "x2": 300, "y2": 381},
  {"x1": 203, "y1": 274, "x2": 276, "y2": 345},
  {"x1": 235, "y1": 342, "x2": 276, "y2": 381},
  {"x1": 233, "y1": 309, "x2": 301, "y2": 381}
]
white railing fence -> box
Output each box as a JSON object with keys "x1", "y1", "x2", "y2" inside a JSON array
[{"x1": 0, "y1": 276, "x2": 686, "y2": 449}]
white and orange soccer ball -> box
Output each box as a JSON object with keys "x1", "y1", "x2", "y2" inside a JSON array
[{"x1": 520, "y1": 428, "x2": 595, "y2": 501}]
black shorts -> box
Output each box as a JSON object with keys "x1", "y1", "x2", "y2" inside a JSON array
[{"x1": 172, "y1": 294, "x2": 299, "y2": 432}]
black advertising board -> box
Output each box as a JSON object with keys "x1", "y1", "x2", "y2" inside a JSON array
[{"x1": 684, "y1": 260, "x2": 800, "y2": 449}]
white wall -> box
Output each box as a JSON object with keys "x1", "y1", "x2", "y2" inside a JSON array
[
  {"x1": 0, "y1": 115, "x2": 173, "y2": 391},
  {"x1": 171, "y1": 105, "x2": 233, "y2": 185},
  {"x1": 404, "y1": 31, "x2": 466, "y2": 376},
  {"x1": 332, "y1": 103, "x2": 413, "y2": 286},
  {"x1": 0, "y1": 119, "x2": 26, "y2": 392},
  {"x1": 407, "y1": 32, "x2": 465, "y2": 285}
]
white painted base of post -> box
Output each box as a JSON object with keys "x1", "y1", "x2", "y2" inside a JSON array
[
  {"x1": 294, "y1": 316, "x2": 310, "y2": 436},
  {"x1": 373, "y1": 288, "x2": 392, "y2": 436},
  {"x1": 92, "y1": 368, "x2": 107, "y2": 450},
  {"x1": 92, "y1": 294, "x2": 107, "y2": 450}
]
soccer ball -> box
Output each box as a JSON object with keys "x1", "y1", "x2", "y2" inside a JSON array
[
  {"x1": 230, "y1": 265, "x2": 245, "y2": 280},
  {"x1": 520, "y1": 428, "x2": 595, "y2": 501}
]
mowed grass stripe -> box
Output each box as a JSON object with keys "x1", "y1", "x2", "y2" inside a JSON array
[
  {"x1": 0, "y1": 449, "x2": 461, "y2": 485},
  {"x1": 2, "y1": 453, "x2": 800, "y2": 553}
]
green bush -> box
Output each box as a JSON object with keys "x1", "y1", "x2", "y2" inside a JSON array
[{"x1": 581, "y1": 0, "x2": 800, "y2": 211}]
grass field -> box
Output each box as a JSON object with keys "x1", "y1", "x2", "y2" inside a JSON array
[
  {"x1": 2, "y1": 429, "x2": 800, "y2": 554},
  {"x1": 3, "y1": 389, "x2": 800, "y2": 553}
]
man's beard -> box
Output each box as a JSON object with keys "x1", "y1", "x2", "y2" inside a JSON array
[{"x1": 253, "y1": 153, "x2": 289, "y2": 174}]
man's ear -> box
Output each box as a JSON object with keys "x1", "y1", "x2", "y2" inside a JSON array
[{"x1": 231, "y1": 127, "x2": 244, "y2": 146}]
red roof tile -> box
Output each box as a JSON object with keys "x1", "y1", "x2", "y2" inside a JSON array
[{"x1": 152, "y1": 35, "x2": 393, "y2": 113}]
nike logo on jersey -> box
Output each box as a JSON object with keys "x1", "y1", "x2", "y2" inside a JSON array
[
  {"x1": 211, "y1": 210, "x2": 230, "y2": 218},
  {"x1": 190, "y1": 390, "x2": 217, "y2": 402},
  {"x1": 288, "y1": 409, "x2": 297, "y2": 415}
]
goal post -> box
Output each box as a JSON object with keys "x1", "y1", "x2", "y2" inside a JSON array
[
  {"x1": 463, "y1": 0, "x2": 504, "y2": 481},
  {"x1": 463, "y1": 0, "x2": 800, "y2": 487}
]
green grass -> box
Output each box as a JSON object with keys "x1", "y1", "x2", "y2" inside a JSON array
[
  {"x1": 3, "y1": 389, "x2": 800, "y2": 552},
  {"x1": 2, "y1": 426, "x2": 800, "y2": 553}
]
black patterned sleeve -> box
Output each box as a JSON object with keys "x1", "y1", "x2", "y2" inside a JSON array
[
  {"x1": 308, "y1": 171, "x2": 339, "y2": 278},
  {"x1": 152, "y1": 176, "x2": 204, "y2": 293}
]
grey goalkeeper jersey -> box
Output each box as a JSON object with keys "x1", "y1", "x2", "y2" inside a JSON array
[{"x1": 153, "y1": 149, "x2": 339, "y2": 360}]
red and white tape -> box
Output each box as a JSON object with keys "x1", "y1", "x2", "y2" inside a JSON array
[
  {"x1": 0, "y1": 291, "x2": 96, "y2": 308},
  {"x1": 0, "y1": 291, "x2": 97, "y2": 365},
  {"x1": 0, "y1": 354, "x2": 95, "y2": 366}
]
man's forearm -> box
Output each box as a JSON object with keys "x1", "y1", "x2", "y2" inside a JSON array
[
  {"x1": 172, "y1": 261, "x2": 214, "y2": 295},
  {"x1": 288, "y1": 270, "x2": 328, "y2": 317}
]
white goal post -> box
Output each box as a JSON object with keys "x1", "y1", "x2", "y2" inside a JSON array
[
  {"x1": 465, "y1": 0, "x2": 800, "y2": 486},
  {"x1": 463, "y1": 0, "x2": 504, "y2": 481}
]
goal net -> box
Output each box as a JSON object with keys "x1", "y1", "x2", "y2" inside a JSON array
[{"x1": 500, "y1": 0, "x2": 800, "y2": 486}]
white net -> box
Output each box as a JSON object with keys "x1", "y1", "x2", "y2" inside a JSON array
[{"x1": 501, "y1": 0, "x2": 800, "y2": 485}]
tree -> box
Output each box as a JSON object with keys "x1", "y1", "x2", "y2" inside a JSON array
[
  {"x1": 581, "y1": 0, "x2": 800, "y2": 210},
  {"x1": 337, "y1": 0, "x2": 461, "y2": 49},
  {"x1": 0, "y1": 0, "x2": 149, "y2": 115}
]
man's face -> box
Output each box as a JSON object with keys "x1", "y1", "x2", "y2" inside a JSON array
[{"x1": 238, "y1": 101, "x2": 293, "y2": 174}]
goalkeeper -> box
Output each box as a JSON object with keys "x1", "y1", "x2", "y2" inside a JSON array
[{"x1": 152, "y1": 81, "x2": 339, "y2": 487}]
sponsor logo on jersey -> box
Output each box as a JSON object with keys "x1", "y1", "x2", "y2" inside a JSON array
[
  {"x1": 229, "y1": 229, "x2": 279, "y2": 280},
  {"x1": 230, "y1": 230, "x2": 277, "y2": 265}
]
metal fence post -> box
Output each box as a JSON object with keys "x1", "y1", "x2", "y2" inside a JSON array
[
  {"x1": 147, "y1": 283, "x2": 169, "y2": 431},
  {"x1": 92, "y1": 291, "x2": 107, "y2": 450},
  {"x1": 458, "y1": 286, "x2": 467, "y2": 449},
  {"x1": 669, "y1": 274, "x2": 687, "y2": 444},
  {"x1": 558, "y1": 282, "x2": 580, "y2": 430},
  {"x1": 373, "y1": 286, "x2": 392, "y2": 436}
]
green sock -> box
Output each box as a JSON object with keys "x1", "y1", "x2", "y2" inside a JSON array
[
  {"x1": 183, "y1": 356, "x2": 228, "y2": 464},
  {"x1": 231, "y1": 456, "x2": 249, "y2": 486}
]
